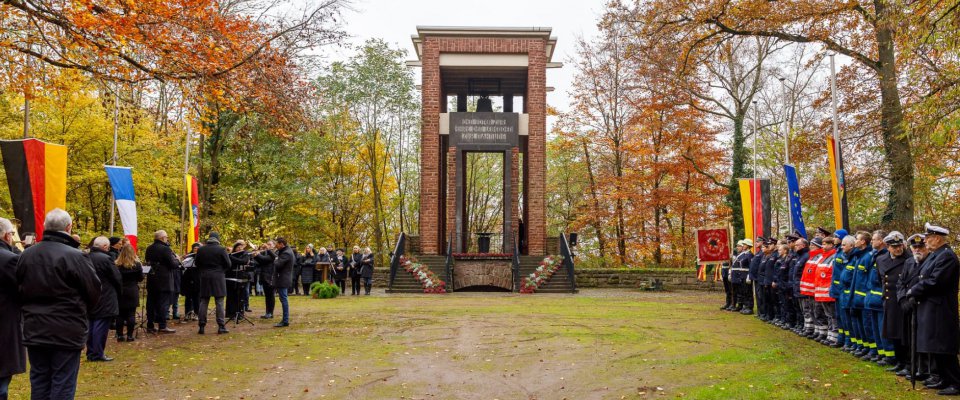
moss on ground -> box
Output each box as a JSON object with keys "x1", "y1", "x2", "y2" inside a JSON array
[{"x1": 6, "y1": 291, "x2": 932, "y2": 399}]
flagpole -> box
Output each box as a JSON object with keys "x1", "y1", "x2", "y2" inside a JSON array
[
  {"x1": 778, "y1": 77, "x2": 793, "y2": 234},
  {"x1": 180, "y1": 123, "x2": 192, "y2": 252},
  {"x1": 108, "y1": 86, "x2": 119, "y2": 236},
  {"x1": 829, "y1": 53, "x2": 845, "y2": 230}
]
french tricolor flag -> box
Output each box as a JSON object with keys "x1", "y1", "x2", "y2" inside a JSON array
[{"x1": 105, "y1": 166, "x2": 138, "y2": 250}]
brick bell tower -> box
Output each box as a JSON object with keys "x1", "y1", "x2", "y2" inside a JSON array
[{"x1": 411, "y1": 26, "x2": 559, "y2": 257}]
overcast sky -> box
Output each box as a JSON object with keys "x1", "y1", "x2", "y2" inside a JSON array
[{"x1": 330, "y1": 0, "x2": 606, "y2": 113}]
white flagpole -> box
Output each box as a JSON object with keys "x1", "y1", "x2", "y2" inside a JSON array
[{"x1": 109, "y1": 86, "x2": 120, "y2": 236}]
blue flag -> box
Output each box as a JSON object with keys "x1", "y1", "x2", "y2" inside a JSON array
[
  {"x1": 105, "y1": 165, "x2": 138, "y2": 249},
  {"x1": 783, "y1": 164, "x2": 807, "y2": 238}
]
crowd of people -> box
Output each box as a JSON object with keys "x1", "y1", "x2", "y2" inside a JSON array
[
  {"x1": 0, "y1": 208, "x2": 376, "y2": 400},
  {"x1": 720, "y1": 223, "x2": 960, "y2": 396}
]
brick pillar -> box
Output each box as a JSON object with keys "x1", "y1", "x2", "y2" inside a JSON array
[
  {"x1": 526, "y1": 40, "x2": 547, "y2": 255},
  {"x1": 510, "y1": 147, "x2": 520, "y2": 247},
  {"x1": 419, "y1": 38, "x2": 441, "y2": 254},
  {"x1": 445, "y1": 147, "x2": 458, "y2": 254}
]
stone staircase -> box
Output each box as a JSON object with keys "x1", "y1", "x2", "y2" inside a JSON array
[
  {"x1": 387, "y1": 254, "x2": 576, "y2": 293},
  {"x1": 517, "y1": 255, "x2": 577, "y2": 293},
  {"x1": 387, "y1": 255, "x2": 448, "y2": 293}
]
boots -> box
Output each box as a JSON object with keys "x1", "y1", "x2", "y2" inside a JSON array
[
  {"x1": 126, "y1": 334, "x2": 135, "y2": 342},
  {"x1": 198, "y1": 324, "x2": 205, "y2": 335},
  {"x1": 364, "y1": 284, "x2": 372, "y2": 295},
  {"x1": 217, "y1": 324, "x2": 229, "y2": 334},
  {"x1": 116, "y1": 332, "x2": 125, "y2": 342}
]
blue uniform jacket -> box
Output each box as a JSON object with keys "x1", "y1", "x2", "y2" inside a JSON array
[
  {"x1": 791, "y1": 248, "x2": 810, "y2": 297},
  {"x1": 839, "y1": 247, "x2": 864, "y2": 308},
  {"x1": 761, "y1": 252, "x2": 779, "y2": 286},
  {"x1": 729, "y1": 251, "x2": 752, "y2": 284},
  {"x1": 748, "y1": 251, "x2": 764, "y2": 283},
  {"x1": 850, "y1": 245, "x2": 875, "y2": 309},
  {"x1": 864, "y1": 248, "x2": 888, "y2": 310}
]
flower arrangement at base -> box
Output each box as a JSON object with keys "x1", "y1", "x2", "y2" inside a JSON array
[
  {"x1": 519, "y1": 255, "x2": 564, "y2": 294},
  {"x1": 310, "y1": 281, "x2": 341, "y2": 299},
  {"x1": 400, "y1": 256, "x2": 447, "y2": 294}
]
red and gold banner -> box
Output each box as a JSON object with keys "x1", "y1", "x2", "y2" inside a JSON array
[
  {"x1": 186, "y1": 174, "x2": 200, "y2": 250},
  {"x1": 695, "y1": 227, "x2": 731, "y2": 264},
  {"x1": 1, "y1": 139, "x2": 67, "y2": 239},
  {"x1": 826, "y1": 137, "x2": 849, "y2": 230},
  {"x1": 738, "y1": 178, "x2": 771, "y2": 242}
]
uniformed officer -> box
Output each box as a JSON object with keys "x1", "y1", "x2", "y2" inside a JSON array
[
  {"x1": 728, "y1": 240, "x2": 754, "y2": 313},
  {"x1": 895, "y1": 234, "x2": 932, "y2": 381},
  {"x1": 779, "y1": 234, "x2": 800, "y2": 330},
  {"x1": 746, "y1": 238, "x2": 765, "y2": 316},
  {"x1": 861, "y1": 230, "x2": 887, "y2": 362},
  {"x1": 906, "y1": 223, "x2": 960, "y2": 396},
  {"x1": 875, "y1": 231, "x2": 907, "y2": 368}
]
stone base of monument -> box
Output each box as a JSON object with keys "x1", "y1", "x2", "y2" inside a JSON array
[{"x1": 453, "y1": 260, "x2": 513, "y2": 291}]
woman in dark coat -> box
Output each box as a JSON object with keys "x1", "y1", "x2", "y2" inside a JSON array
[
  {"x1": 349, "y1": 246, "x2": 362, "y2": 296},
  {"x1": 332, "y1": 248, "x2": 348, "y2": 294},
  {"x1": 299, "y1": 245, "x2": 316, "y2": 295},
  {"x1": 115, "y1": 243, "x2": 144, "y2": 342},
  {"x1": 360, "y1": 247, "x2": 375, "y2": 295}
]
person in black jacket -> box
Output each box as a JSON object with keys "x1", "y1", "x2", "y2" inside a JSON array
[
  {"x1": 114, "y1": 242, "x2": 144, "y2": 342},
  {"x1": 180, "y1": 243, "x2": 202, "y2": 321},
  {"x1": 107, "y1": 236, "x2": 122, "y2": 260},
  {"x1": 195, "y1": 232, "x2": 231, "y2": 334},
  {"x1": 360, "y1": 247, "x2": 375, "y2": 295},
  {"x1": 896, "y1": 234, "x2": 932, "y2": 380},
  {"x1": 0, "y1": 218, "x2": 25, "y2": 400},
  {"x1": 226, "y1": 240, "x2": 251, "y2": 319},
  {"x1": 299, "y1": 245, "x2": 316, "y2": 295},
  {"x1": 273, "y1": 237, "x2": 295, "y2": 327},
  {"x1": 86, "y1": 237, "x2": 121, "y2": 362},
  {"x1": 906, "y1": 223, "x2": 960, "y2": 396},
  {"x1": 253, "y1": 241, "x2": 277, "y2": 319},
  {"x1": 145, "y1": 230, "x2": 179, "y2": 334},
  {"x1": 16, "y1": 209, "x2": 101, "y2": 400},
  {"x1": 332, "y1": 248, "x2": 348, "y2": 294},
  {"x1": 876, "y1": 232, "x2": 908, "y2": 370},
  {"x1": 349, "y1": 246, "x2": 362, "y2": 296},
  {"x1": 291, "y1": 245, "x2": 303, "y2": 295}
]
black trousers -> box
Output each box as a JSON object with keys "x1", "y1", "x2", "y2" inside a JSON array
[
  {"x1": 27, "y1": 346, "x2": 80, "y2": 400},
  {"x1": 263, "y1": 283, "x2": 275, "y2": 315},
  {"x1": 351, "y1": 277, "x2": 361, "y2": 295},
  {"x1": 933, "y1": 353, "x2": 960, "y2": 387},
  {"x1": 737, "y1": 283, "x2": 754, "y2": 311},
  {"x1": 780, "y1": 289, "x2": 796, "y2": 326},
  {"x1": 146, "y1": 290, "x2": 171, "y2": 329},
  {"x1": 754, "y1": 282, "x2": 764, "y2": 316},
  {"x1": 334, "y1": 279, "x2": 346, "y2": 294},
  {"x1": 116, "y1": 307, "x2": 136, "y2": 338},
  {"x1": 720, "y1": 268, "x2": 732, "y2": 307}
]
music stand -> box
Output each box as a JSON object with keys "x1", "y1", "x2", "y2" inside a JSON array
[
  {"x1": 135, "y1": 278, "x2": 149, "y2": 338},
  {"x1": 226, "y1": 276, "x2": 254, "y2": 327}
]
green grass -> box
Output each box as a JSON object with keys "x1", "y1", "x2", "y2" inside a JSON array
[{"x1": 7, "y1": 291, "x2": 932, "y2": 399}]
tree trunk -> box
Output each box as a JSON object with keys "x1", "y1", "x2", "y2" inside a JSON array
[
  {"x1": 874, "y1": 2, "x2": 914, "y2": 227},
  {"x1": 582, "y1": 139, "x2": 607, "y2": 266}
]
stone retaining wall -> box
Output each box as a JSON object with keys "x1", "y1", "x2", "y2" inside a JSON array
[{"x1": 372, "y1": 267, "x2": 718, "y2": 291}]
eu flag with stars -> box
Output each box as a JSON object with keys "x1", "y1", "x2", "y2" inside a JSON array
[{"x1": 784, "y1": 164, "x2": 807, "y2": 238}]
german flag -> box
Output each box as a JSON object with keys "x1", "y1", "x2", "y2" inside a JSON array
[
  {"x1": 185, "y1": 174, "x2": 200, "y2": 250},
  {"x1": 1, "y1": 139, "x2": 68, "y2": 239},
  {"x1": 826, "y1": 137, "x2": 849, "y2": 231},
  {"x1": 738, "y1": 178, "x2": 771, "y2": 242}
]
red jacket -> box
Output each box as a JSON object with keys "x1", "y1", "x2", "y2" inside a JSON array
[
  {"x1": 799, "y1": 248, "x2": 823, "y2": 296},
  {"x1": 814, "y1": 248, "x2": 838, "y2": 301}
]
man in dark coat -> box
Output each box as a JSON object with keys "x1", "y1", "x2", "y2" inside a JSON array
[
  {"x1": 194, "y1": 232, "x2": 231, "y2": 334},
  {"x1": 16, "y1": 209, "x2": 101, "y2": 400},
  {"x1": 145, "y1": 230, "x2": 179, "y2": 334},
  {"x1": 86, "y1": 237, "x2": 121, "y2": 362},
  {"x1": 107, "y1": 236, "x2": 122, "y2": 260},
  {"x1": 906, "y1": 223, "x2": 960, "y2": 395},
  {"x1": 254, "y1": 241, "x2": 277, "y2": 319},
  {"x1": 0, "y1": 218, "x2": 25, "y2": 399},
  {"x1": 876, "y1": 231, "x2": 908, "y2": 370},
  {"x1": 273, "y1": 237, "x2": 295, "y2": 327},
  {"x1": 896, "y1": 234, "x2": 931, "y2": 380}
]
